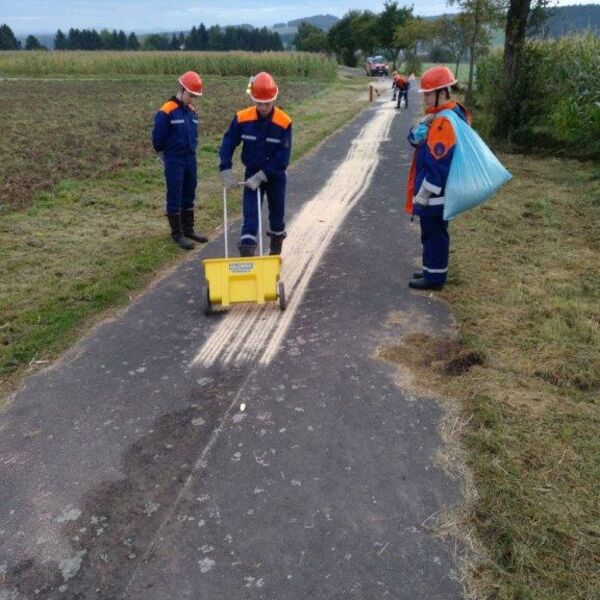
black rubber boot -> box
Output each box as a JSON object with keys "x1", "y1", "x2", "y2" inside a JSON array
[
  {"x1": 167, "y1": 213, "x2": 195, "y2": 250},
  {"x1": 269, "y1": 235, "x2": 285, "y2": 256},
  {"x1": 412, "y1": 271, "x2": 424, "y2": 279},
  {"x1": 238, "y1": 243, "x2": 256, "y2": 257},
  {"x1": 181, "y1": 210, "x2": 208, "y2": 243},
  {"x1": 408, "y1": 277, "x2": 444, "y2": 290}
]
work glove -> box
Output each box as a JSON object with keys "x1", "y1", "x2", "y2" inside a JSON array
[
  {"x1": 220, "y1": 168, "x2": 238, "y2": 190},
  {"x1": 243, "y1": 170, "x2": 268, "y2": 191},
  {"x1": 413, "y1": 185, "x2": 432, "y2": 207}
]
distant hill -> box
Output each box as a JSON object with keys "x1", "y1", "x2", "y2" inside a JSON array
[
  {"x1": 541, "y1": 4, "x2": 600, "y2": 37},
  {"x1": 271, "y1": 14, "x2": 338, "y2": 48},
  {"x1": 286, "y1": 15, "x2": 339, "y2": 30}
]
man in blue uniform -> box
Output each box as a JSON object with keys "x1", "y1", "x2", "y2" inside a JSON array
[
  {"x1": 396, "y1": 74, "x2": 410, "y2": 109},
  {"x1": 152, "y1": 71, "x2": 207, "y2": 250},
  {"x1": 218, "y1": 72, "x2": 292, "y2": 257}
]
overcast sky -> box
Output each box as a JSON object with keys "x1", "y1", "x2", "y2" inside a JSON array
[{"x1": 2, "y1": 0, "x2": 596, "y2": 34}]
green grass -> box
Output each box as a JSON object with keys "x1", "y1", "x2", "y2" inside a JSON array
[
  {"x1": 381, "y1": 154, "x2": 600, "y2": 598},
  {"x1": 0, "y1": 71, "x2": 367, "y2": 401}
]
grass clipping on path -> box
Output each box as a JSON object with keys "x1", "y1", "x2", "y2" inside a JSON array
[
  {"x1": 381, "y1": 155, "x2": 600, "y2": 599},
  {"x1": 0, "y1": 73, "x2": 367, "y2": 402}
]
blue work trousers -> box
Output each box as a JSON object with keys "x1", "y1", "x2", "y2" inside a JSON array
[
  {"x1": 240, "y1": 174, "x2": 286, "y2": 246},
  {"x1": 164, "y1": 152, "x2": 197, "y2": 215},
  {"x1": 420, "y1": 215, "x2": 449, "y2": 284},
  {"x1": 397, "y1": 90, "x2": 408, "y2": 109}
]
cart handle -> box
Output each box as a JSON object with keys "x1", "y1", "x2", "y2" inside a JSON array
[
  {"x1": 223, "y1": 184, "x2": 264, "y2": 258},
  {"x1": 222, "y1": 186, "x2": 229, "y2": 258}
]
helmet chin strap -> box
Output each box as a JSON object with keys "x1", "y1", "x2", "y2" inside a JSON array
[{"x1": 434, "y1": 88, "x2": 450, "y2": 108}]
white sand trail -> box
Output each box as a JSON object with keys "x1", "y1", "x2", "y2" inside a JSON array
[{"x1": 191, "y1": 105, "x2": 395, "y2": 369}]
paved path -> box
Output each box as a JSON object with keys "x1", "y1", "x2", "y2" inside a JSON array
[{"x1": 1, "y1": 85, "x2": 462, "y2": 599}]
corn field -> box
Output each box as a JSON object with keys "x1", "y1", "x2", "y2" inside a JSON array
[
  {"x1": 476, "y1": 34, "x2": 600, "y2": 159},
  {"x1": 0, "y1": 50, "x2": 337, "y2": 78}
]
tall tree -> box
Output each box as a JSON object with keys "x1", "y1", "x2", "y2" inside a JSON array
[
  {"x1": 24, "y1": 35, "x2": 44, "y2": 50},
  {"x1": 67, "y1": 28, "x2": 80, "y2": 50},
  {"x1": 377, "y1": 1, "x2": 414, "y2": 67},
  {"x1": 502, "y1": 0, "x2": 550, "y2": 134},
  {"x1": 293, "y1": 22, "x2": 328, "y2": 53},
  {"x1": 110, "y1": 29, "x2": 120, "y2": 49},
  {"x1": 54, "y1": 29, "x2": 67, "y2": 50},
  {"x1": 206, "y1": 25, "x2": 223, "y2": 50},
  {"x1": 435, "y1": 15, "x2": 471, "y2": 77},
  {"x1": 117, "y1": 30, "x2": 128, "y2": 50},
  {"x1": 99, "y1": 29, "x2": 113, "y2": 49},
  {"x1": 0, "y1": 24, "x2": 21, "y2": 50},
  {"x1": 352, "y1": 10, "x2": 379, "y2": 56},
  {"x1": 197, "y1": 24, "x2": 208, "y2": 50},
  {"x1": 80, "y1": 29, "x2": 101, "y2": 50},
  {"x1": 328, "y1": 11, "x2": 361, "y2": 66},
  {"x1": 504, "y1": 0, "x2": 531, "y2": 84},
  {"x1": 127, "y1": 32, "x2": 140, "y2": 50},
  {"x1": 447, "y1": 0, "x2": 503, "y2": 97},
  {"x1": 186, "y1": 26, "x2": 199, "y2": 50},
  {"x1": 395, "y1": 18, "x2": 436, "y2": 74},
  {"x1": 143, "y1": 33, "x2": 170, "y2": 50}
]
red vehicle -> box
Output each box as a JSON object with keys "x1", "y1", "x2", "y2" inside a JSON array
[{"x1": 365, "y1": 55, "x2": 389, "y2": 76}]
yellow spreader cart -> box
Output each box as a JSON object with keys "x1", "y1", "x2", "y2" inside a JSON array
[{"x1": 201, "y1": 187, "x2": 286, "y2": 315}]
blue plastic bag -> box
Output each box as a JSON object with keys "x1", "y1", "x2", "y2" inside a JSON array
[{"x1": 439, "y1": 109, "x2": 512, "y2": 220}]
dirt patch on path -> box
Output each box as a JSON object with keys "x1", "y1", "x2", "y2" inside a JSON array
[
  {"x1": 381, "y1": 332, "x2": 485, "y2": 378},
  {"x1": 4, "y1": 383, "x2": 231, "y2": 599}
]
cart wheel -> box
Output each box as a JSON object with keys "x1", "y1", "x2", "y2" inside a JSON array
[
  {"x1": 201, "y1": 284, "x2": 212, "y2": 316},
  {"x1": 278, "y1": 281, "x2": 286, "y2": 311}
]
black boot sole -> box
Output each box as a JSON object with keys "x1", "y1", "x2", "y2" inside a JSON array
[
  {"x1": 184, "y1": 233, "x2": 208, "y2": 243},
  {"x1": 172, "y1": 236, "x2": 195, "y2": 250},
  {"x1": 408, "y1": 278, "x2": 444, "y2": 290}
]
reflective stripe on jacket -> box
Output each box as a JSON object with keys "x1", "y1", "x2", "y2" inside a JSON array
[
  {"x1": 405, "y1": 100, "x2": 470, "y2": 217},
  {"x1": 219, "y1": 106, "x2": 292, "y2": 179},
  {"x1": 152, "y1": 97, "x2": 199, "y2": 155}
]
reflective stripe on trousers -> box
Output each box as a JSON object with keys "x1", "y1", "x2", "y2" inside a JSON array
[
  {"x1": 240, "y1": 175, "x2": 286, "y2": 243},
  {"x1": 420, "y1": 215, "x2": 449, "y2": 284}
]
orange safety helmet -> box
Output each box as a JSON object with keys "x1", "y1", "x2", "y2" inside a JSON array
[
  {"x1": 247, "y1": 72, "x2": 278, "y2": 103},
  {"x1": 178, "y1": 71, "x2": 203, "y2": 96},
  {"x1": 418, "y1": 66, "x2": 457, "y2": 93}
]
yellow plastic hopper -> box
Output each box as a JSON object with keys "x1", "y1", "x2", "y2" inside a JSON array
[{"x1": 201, "y1": 187, "x2": 285, "y2": 314}]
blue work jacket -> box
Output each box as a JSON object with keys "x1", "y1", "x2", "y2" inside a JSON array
[
  {"x1": 152, "y1": 96, "x2": 199, "y2": 155},
  {"x1": 219, "y1": 106, "x2": 292, "y2": 179},
  {"x1": 406, "y1": 100, "x2": 470, "y2": 218}
]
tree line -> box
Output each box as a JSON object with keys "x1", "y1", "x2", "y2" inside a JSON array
[
  {"x1": 294, "y1": 0, "x2": 495, "y2": 96},
  {"x1": 0, "y1": 23, "x2": 283, "y2": 52},
  {"x1": 295, "y1": 0, "x2": 557, "y2": 101},
  {"x1": 54, "y1": 29, "x2": 139, "y2": 50}
]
